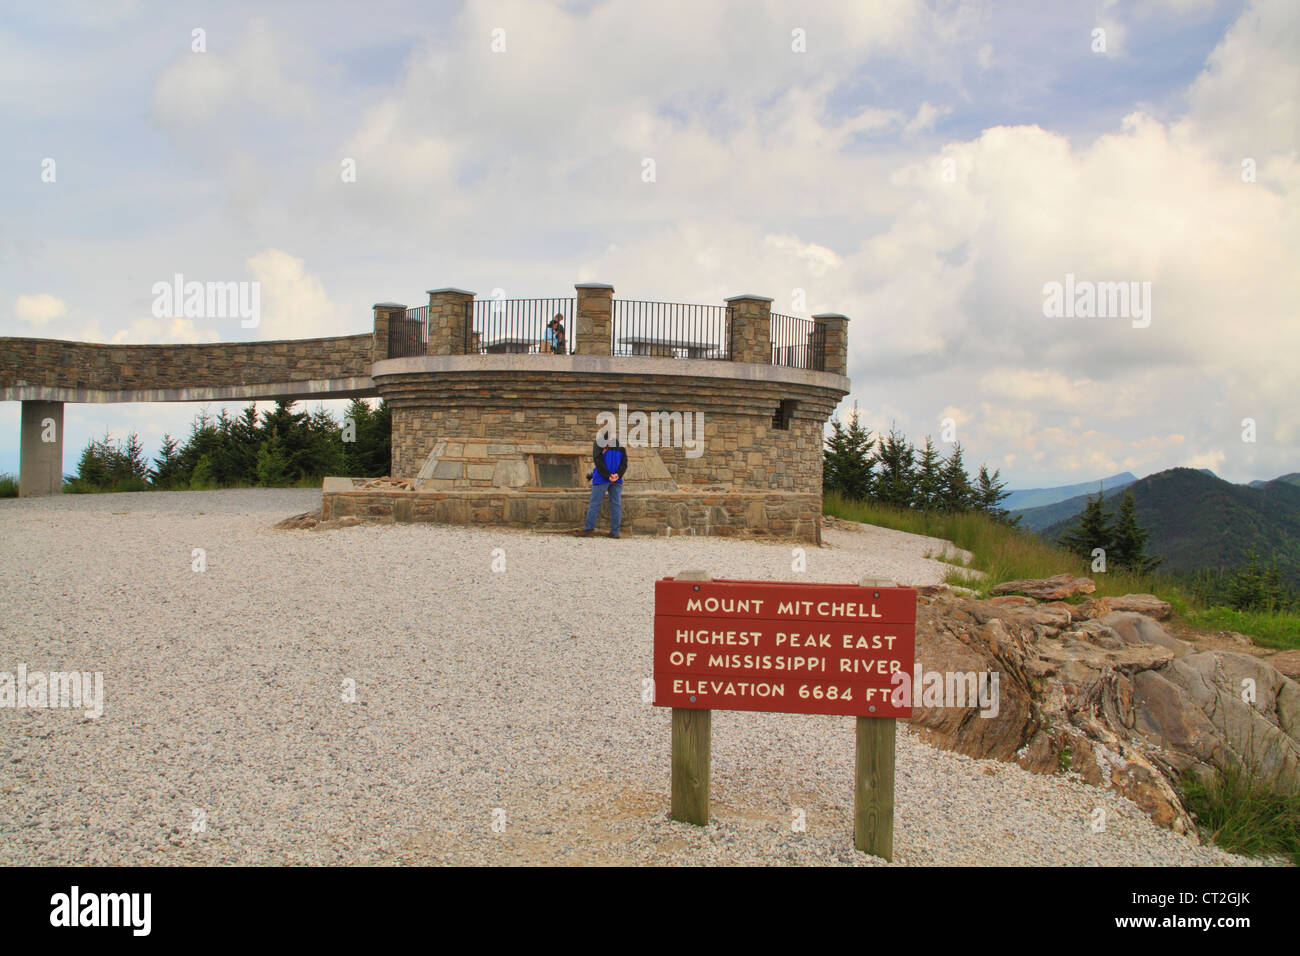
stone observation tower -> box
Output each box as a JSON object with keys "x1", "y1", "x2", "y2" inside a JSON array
[{"x1": 0, "y1": 282, "x2": 850, "y2": 541}]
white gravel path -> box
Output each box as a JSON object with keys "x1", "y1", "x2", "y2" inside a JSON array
[{"x1": 0, "y1": 489, "x2": 1259, "y2": 865}]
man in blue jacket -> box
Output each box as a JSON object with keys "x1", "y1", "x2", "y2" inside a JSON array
[{"x1": 577, "y1": 432, "x2": 628, "y2": 538}]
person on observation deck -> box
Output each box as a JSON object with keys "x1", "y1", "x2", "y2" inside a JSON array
[
  {"x1": 545, "y1": 313, "x2": 567, "y2": 354},
  {"x1": 578, "y1": 429, "x2": 628, "y2": 538}
]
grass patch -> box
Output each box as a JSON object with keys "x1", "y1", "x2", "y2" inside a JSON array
[
  {"x1": 1180, "y1": 765, "x2": 1300, "y2": 864},
  {"x1": 822, "y1": 493, "x2": 1300, "y2": 644},
  {"x1": 824, "y1": 492, "x2": 1175, "y2": 599},
  {"x1": 0, "y1": 473, "x2": 17, "y2": 498},
  {"x1": 1186, "y1": 607, "x2": 1300, "y2": 651}
]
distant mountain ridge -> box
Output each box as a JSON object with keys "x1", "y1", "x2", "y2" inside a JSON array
[
  {"x1": 1036, "y1": 468, "x2": 1300, "y2": 586},
  {"x1": 1003, "y1": 471, "x2": 1137, "y2": 511}
]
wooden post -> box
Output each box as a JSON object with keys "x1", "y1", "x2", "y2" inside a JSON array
[
  {"x1": 671, "y1": 708, "x2": 711, "y2": 825},
  {"x1": 670, "y1": 570, "x2": 712, "y2": 825},
  {"x1": 854, "y1": 716, "x2": 896, "y2": 860}
]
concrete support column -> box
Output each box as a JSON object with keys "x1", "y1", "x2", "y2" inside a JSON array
[
  {"x1": 725, "y1": 294, "x2": 773, "y2": 365},
  {"x1": 427, "y1": 288, "x2": 476, "y2": 356},
  {"x1": 372, "y1": 302, "x2": 406, "y2": 363},
  {"x1": 813, "y1": 313, "x2": 850, "y2": 377},
  {"x1": 575, "y1": 283, "x2": 614, "y2": 355},
  {"x1": 19, "y1": 400, "x2": 63, "y2": 497}
]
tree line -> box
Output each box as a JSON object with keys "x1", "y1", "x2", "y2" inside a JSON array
[
  {"x1": 1056, "y1": 490, "x2": 1162, "y2": 574},
  {"x1": 822, "y1": 408, "x2": 1014, "y2": 520},
  {"x1": 67, "y1": 398, "x2": 391, "y2": 492}
]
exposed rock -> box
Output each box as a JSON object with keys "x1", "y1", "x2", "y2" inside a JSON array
[
  {"x1": 1100, "y1": 612, "x2": 1193, "y2": 657},
  {"x1": 1108, "y1": 593, "x2": 1173, "y2": 620},
  {"x1": 910, "y1": 590, "x2": 1300, "y2": 836},
  {"x1": 1071, "y1": 597, "x2": 1112, "y2": 621},
  {"x1": 989, "y1": 595, "x2": 1037, "y2": 607},
  {"x1": 990, "y1": 574, "x2": 1096, "y2": 600},
  {"x1": 276, "y1": 511, "x2": 321, "y2": 530},
  {"x1": 1264, "y1": 649, "x2": 1300, "y2": 681},
  {"x1": 277, "y1": 510, "x2": 361, "y2": 532}
]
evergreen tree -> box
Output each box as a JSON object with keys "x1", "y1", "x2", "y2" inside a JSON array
[
  {"x1": 208, "y1": 404, "x2": 261, "y2": 486},
  {"x1": 176, "y1": 410, "x2": 221, "y2": 484},
  {"x1": 1110, "y1": 491, "x2": 1162, "y2": 574},
  {"x1": 914, "y1": 437, "x2": 943, "y2": 512},
  {"x1": 255, "y1": 433, "x2": 293, "y2": 487},
  {"x1": 74, "y1": 434, "x2": 111, "y2": 489},
  {"x1": 938, "y1": 442, "x2": 974, "y2": 513},
  {"x1": 1227, "y1": 548, "x2": 1286, "y2": 612},
  {"x1": 823, "y1": 405, "x2": 874, "y2": 501},
  {"x1": 120, "y1": 432, "x2": 148, "y2": 481},
  {"x1": 189, "y1": 454, "x2": 216, "y2": 490},
  {"x1": 367, "y1": 399, "x2": 393, "y2": 477},
  {"x1": 873, "y1": 424, "x2": 915, "y2": 508},
  {"x1": 974, "y1": 464, "x2": 1014, "y2": 524},
  {"x1": 1059, "y1": 490, "x2": 1114, "y2": 563},
  {"x1": 150, "y1": 434, "x2": 185, "y2": 488}
]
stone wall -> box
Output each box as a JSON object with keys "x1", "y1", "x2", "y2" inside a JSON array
[
  {"x1": 411, "y1": 439, "x2": 676, "y2": 491},
  {"x1": 374, "y1": 365, "x2": 843, "y2": 496},
  {"x1": 322, "y1": 483, "x2": 822, "y2": 542},
  {"x1": 0, "y1": 334, "x2": 373, "y2": 395}
]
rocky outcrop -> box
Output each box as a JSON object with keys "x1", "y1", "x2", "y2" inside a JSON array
[
  {"x1": 910, "y1": 584, "x2": 1300, "y2": 836},
  {"x1": 990, "y1": 574, "x2": 1096, "y2": 600},
  {"x1": 1107, "y1": 593, "x2": 1174, "y2": 620}
]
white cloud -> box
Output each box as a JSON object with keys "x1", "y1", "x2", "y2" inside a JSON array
[
  {"x1": 246, "y1": 249, "x2": 351, "y2": 340},
  {"x1": 13, "y1": 294, "x2": 66, "y2": 326}
]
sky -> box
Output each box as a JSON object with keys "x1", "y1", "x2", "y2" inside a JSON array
[{"x1": 1, "y1": 0, "x2": 1296, "y2": 488}]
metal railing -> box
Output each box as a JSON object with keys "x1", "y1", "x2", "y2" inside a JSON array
[
  {"x1": 388, "y1": 305, "x2": 429, "y2": 358},
  {"x1": 770, "y1": 313, "x2": 825, "y2": 371},
  {"x1": 610, "y1": 299, "x2": 733, "y2": 360},
  {"x1": 465, "y1": 297, "x2": 576, "y2": 355}
]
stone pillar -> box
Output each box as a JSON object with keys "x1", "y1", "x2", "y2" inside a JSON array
[
  {"x1": 427, "y1": 288, "x2": 476, "y2": 356},
  {"x1": 372, "y1": 302, "x2": 406, "y2": 363},
  {"x1": 725, "y1": 294, "x2": 773, "y2": 365},
  {"x1": 813, "y1": 313, "x2": 849, "y2": 377},
  {"x1": 19, "y1": 400, "x2": 63, "y2": 497},
  {"x1": 575, "y1": 282, "x2": 614, "y2": 355}
]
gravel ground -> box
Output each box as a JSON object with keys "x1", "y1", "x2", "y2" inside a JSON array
[{"x1": 0, "y1": 489, "x2": 1261, "y2": 866}]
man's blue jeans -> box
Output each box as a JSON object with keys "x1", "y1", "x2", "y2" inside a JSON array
[{"x1": 584, "y1": 480, "x2": 622, "y2": 534}]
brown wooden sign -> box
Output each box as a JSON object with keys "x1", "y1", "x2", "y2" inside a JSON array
[{"x1": 653, "y1": 577, "x2": 916, "y2": 718}]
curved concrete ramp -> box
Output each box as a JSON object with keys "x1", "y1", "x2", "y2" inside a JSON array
[{"x1": 1, "y1": 333, "x2": 377, "y2": 496}]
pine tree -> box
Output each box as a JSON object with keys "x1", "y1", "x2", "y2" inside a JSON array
[
  {"x1": 938, "y1": 442, "x2": 973, "y2": 513},
  {"x1": 974, "y1": 464, "x2": 1014, "y2": 523},
  {"x1": 823, "y1": 405, "x2": 874, "y2": 501},
  {"x1": 74, "y1": 434, "x2": 111, "y2": 489},
  {"x1": 367, "y1": 399, "x2": 393, "y2": 477},
  {"x1": 150, "y1": 434, "x2": 184, "y2": 488},
  {"x1": 873, "y1": 424, "x2": 915, "y2": 508},
  {"x1": 121, "y1": 431, "x2": 148, "y2": 481},
  {"x1": 1110, "y1": 491, "x2": 1162, "y2": 574},
  {"x1": 914, "y1": 437, "x2": 943, "y2": 512},
  {"x1": 1227, "y1": 548, "x2": 1285, "y2": 612},
  {"x1": 1059, "y1": 490, "x2": 1113, "y2": 563}
]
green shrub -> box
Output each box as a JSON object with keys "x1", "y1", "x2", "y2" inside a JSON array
[
  {"x1": 1181, "y1": 764, "x2": 1300, "y2": 864},
  {"x1": 0, "y1": 474, "x2": 17, "y2": 498}
]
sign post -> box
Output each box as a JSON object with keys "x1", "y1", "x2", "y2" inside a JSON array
[
  {"x1": 653, "y1": 571, "x2": 916, "y2": 859},
  {"x1": 669, "y1": 570, "x2": 713, "y2": 825}
]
